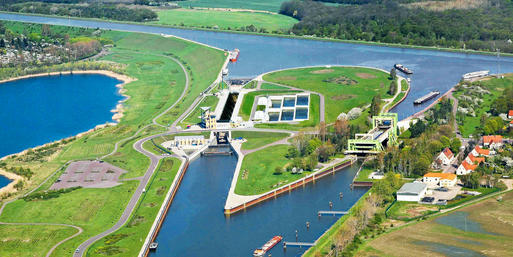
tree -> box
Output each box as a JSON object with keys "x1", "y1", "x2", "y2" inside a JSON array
[
  {"x1": 461, "y1": 172, "x2": 480, "y2": 189},
  {"x1": 450, "y1": 138, "x2": 462, "y2": 153},
  {"x1": 274, "y1": 166, "x2": 283, "y2": 175},
  {"x1": 409, "y1": 120, "x2": 426, "y2": 138},
  {"x1": 390, "y1": 68, "x2": 396, "y2": 80},
  {"x1": 370, "y1": 95, "x2": 381, "y2": 116},
  {"x1": 0, "y1": 39, "x2": 4, "y2": 48},
  {"x1": 388, "y1": 80, "x2": 397, "y2": 95}
]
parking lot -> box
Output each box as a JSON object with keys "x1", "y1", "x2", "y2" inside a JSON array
[
  {"x1": 422, "y1": 185, "x2": 462, "y2": 204},
  {"x1": 50, "y1": 160, "x2": 128, "y2": 190}
]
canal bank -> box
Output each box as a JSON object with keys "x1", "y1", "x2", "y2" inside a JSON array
[
  {"x1": 224, "y1": 139, "x2": 357, "y2": 214},
  {"x1": 146, "y1": 143, "x2": 367, "y2": 257}
]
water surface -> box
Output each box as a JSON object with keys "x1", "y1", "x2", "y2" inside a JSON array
[
  {"x1": 151, "y1": 154, "x2": 367, "y2": 257},
  {"x1": 0, "y1": 175, "x2": 11, "y2": 189},
  {"x1": 0, "y1": 74, "x2": 123, "y2": 157},
  {"x1": 435, "y1": 211, "x2": 495, "y2": 235},
  {"x1": 414, "y1": 240, "x2": 486, "y2": 257}
]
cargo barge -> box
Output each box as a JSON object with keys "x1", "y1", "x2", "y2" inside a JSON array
[
  {"x1": 229, "y1": 49, "x2": 240, "y2": 62},
  {"x1": 253, "y1": 236, "x2": 282, "y2": 256},
  {"x1": 414, "y1": 91, "x2": 440, "y2": 104},
  {"x1": 394, "y1": 64, "x2": 413, "y2": 74}
]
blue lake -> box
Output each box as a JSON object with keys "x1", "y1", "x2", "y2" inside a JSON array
[
  {"x1": 0, "y1": 175, "x2": 11, "y2": 189},
  {"x1": 0, "y1": 74, "x2": 123, "y2": 158}
]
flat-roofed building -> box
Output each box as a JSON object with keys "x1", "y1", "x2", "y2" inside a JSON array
[
  {"x1": 423, "y1": 173, "x2": 457, "y2": 188},
  {"x1": 201, "y1": 107, "x2": 217, "y2": 129},
  {"x1": 173, "y1": 135, "x2": 206, "y2": 147},
  {"x1": 397, "y1": 182, "x2": 427, "y2": 202}
]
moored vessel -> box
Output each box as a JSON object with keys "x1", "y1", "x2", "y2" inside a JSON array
[
  {"x1": 394, "y1": 64, "x2": 413, "y2": 74},
  {"x1": 229, "y1": 49, "x2": 240, "y2": 62},
  {"x1": 253, "y1": 235, "x2": 282, "y2": 256},
  {"x1": 414, "y1": 91, "x2": 440, "y2": 104}
]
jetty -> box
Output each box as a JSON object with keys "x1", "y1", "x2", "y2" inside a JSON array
[
  {"x1": 414, "y1": 91, "x2": 440, "y2": 104},
  {"x1": 318, "y1": 210, "x2": 348, "y2": 216},
  {"x1": 283, "y1": 242, "x2": 315, "y2": 248}
]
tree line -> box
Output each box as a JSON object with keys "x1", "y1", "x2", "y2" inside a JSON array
[
  {"x1": 280, "y1": 0, "x2": 513, "y2": 53},
  {"x1": 1, "y1": 1, "x2": 157, "y2": 22}
]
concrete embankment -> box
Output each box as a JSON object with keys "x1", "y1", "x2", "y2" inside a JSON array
[{"x1": 224, "y1": 154, "x2": 357, "y2": 215}]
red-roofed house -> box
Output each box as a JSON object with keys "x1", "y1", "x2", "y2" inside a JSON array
[
  {"x1": 466, "y1": 153, "x2": 485, "y2": 165},
  {"x1": 472, "y1": 146, "x2": 490, "y2": 157},
  {"x1": 510, "y1": 120, "x2": 513, "y2": 128},
  {"x1": 483, "y1": 135, "x2": 503, "y2": 149},
  {"x1": 435, "y1": 147, "x2": 454, "y2": 166},
  {"x1": 457, "y1": 160, "x2": 478, "y2": 175},
  {"x1": 508, "y1": 110, "x2": 513, "y2": 119}
]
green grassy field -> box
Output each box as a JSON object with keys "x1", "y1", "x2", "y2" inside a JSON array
[
  {"x1": 455, "y1": 74, "x2": 513, "y2": 137},
  {"x1": 88, "y1": 158, "x2": 181, "y2": 256},
  {"x1": 235, "y1": 144, "x2": 314, "y2": 195},
  {"x1": 0, "y1": 22, "x2": 225, "y2": 256},
  {"x1": 260, "y1": 83, "x2": 289, "y2": 90},
  {"x1": 153, "y1": 9, "x2": 297, "y2": 32},
  {"x1": 387, "y1": 79, "x2": 410, "y2": 111},
  {"x1": 263, "y1": 66, "x2": 393, "y2": 123},
  {"x1": 181, "y1": 95, "x2": 219, "y2": 125},
  {"x1": 175, "y1": 0, "x2": 287, "y2": 12},
  {"x1": 231, "y1": 131, "x2": 289, "y2": 150},
  {"x1": 0, "y1": 224, "x2": 77, "y2": 257},
  {"x1": 356, "y1": 191, "x2": 513, "y2": 257}
]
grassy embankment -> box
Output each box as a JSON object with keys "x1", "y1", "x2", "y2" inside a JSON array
[
  {"x1": 231, "y1": 131, "x2": 289, "y2": 151},
  {"x1": 263, "y1": 66, "x2": 394, "y2": 124},
  {"x1": 0, "y1": 22, "x2": 225, "y2": 256},
  {"x1": 181, "y1": 95, "x2": 219, "y2": 126},
  {"x1": 152, "y1": 9, "x2": 297, "y2": 32},
  {"x1": 356, "y1": 191, "x2": 513, "y2": 257},
  {"x1": 455, "y1": 74, "x2": 513, "y2": 137},
  {"x1": 88, "y1": 158, "x2": 181, "y2": 256},
  {"x1": 387, "y1": 79, "x2": 410, "y2": 111}
]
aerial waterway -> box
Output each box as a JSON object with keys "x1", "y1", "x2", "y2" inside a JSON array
[
  {"x1": 2, "y1": 13, "x2": 513, "y2": 120},
  {"x1": 150, "y1": 153, "x2": 366, "y2": 257}
]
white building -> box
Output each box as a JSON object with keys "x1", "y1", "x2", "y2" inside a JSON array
[
  {"x1": 422, "y1": 173, "x2": 457, "y2": 188},
  {"x1": 456, "y1": 160, "x2": 478, "y2": 175},
  {"x1": 436, "y1": 147, "x2": 454, "y2": 166},
  {"x1": 396, "y1": 183, "x2": 427, "y2": 202}
]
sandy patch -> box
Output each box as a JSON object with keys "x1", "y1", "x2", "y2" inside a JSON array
[
  {"x1": 310, "y1": 69, "x2": 334, "y2": 74},
  {"x1": 356, "y1": 73, "x2": 377, "y2": 79},
  {"x1": 0, "y1": 169, "x2": 24, "y2": 196}
]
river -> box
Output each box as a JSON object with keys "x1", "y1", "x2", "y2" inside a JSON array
[
  {"x1": 2, "y1": 13, "x2": 513, "y2": 120},
  {"x1": 151, "y1": 154, "x2": 366, "y2": 257},
  {"x1": 0, "y1": 73, "x2": 123, "y2": 158}
]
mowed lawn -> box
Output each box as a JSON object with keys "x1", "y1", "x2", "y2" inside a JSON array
[
  {"x1": 0, "y1": 224, "x2": 77, "y2": 257},
  {"x1": 231, "y1": 131, "x2": 289, "y2": 150},
  {"x1": 88, "y1": 158, "x2": 181, "y2": 257},
  {"x1": 356, "y1": 191, "x2": 513, "y2": 257},
  {"x1": 153, "y1": 9, "x2": 297, "y2": 31},
  {"x1": 235, "y1": 144, "x2": 313, "y2": 195},
  {"x1": 175, "y1": 0, "x2": 287, "y2": 12},
  {"x1": 264, "y1": 67, "x2": 393, "y2": 123}
]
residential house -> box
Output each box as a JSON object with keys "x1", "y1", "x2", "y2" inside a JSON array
[
  {"x1": 436, "y1": 147, "x2": 455, "y2": 166},
  {"x1": 471, "y1": 145, "x2": 490, "y2": 157},
  {"x1": 456, "y1": 160, "x2": 478, "y2": 175},
  {"x1": 508, "y1": 110, "x2": 513, "y2": 119},
  {"x1": 423, "y1": 173, "x2": 458, "y2": 188},
  {"x1": 465, "y1": 153, "x2": 485, "y2": 165},
  {"x1": 397, "y1": 182, "x2": 428, "y2": 202},
  {"x1": 483, "y1": 135, "x2": 503, "y2": 149}
]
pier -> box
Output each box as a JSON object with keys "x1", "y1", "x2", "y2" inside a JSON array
[
  {"x1": 318, "y1": 211, "x2": 348, "y2": 216},
  {"x1": 283, "y1": 242, "x2": 315, "y2": 248}
]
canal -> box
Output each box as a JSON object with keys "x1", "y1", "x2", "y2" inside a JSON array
[
  {"x1": 2, "y1": 13, "x2": 513, "y2": 120},
  {"x1": 151, "y1": 154, "x2": 367, "y2": 257}
]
